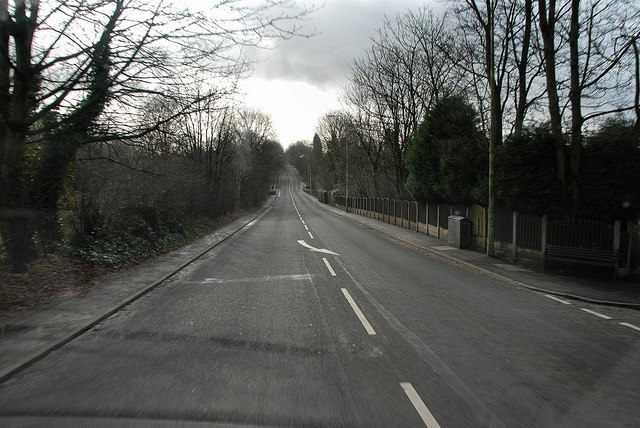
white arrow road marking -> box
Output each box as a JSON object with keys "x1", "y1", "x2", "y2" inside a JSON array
[{"x1": 297, "y1": 240, "x2": 340, "y2": 256}]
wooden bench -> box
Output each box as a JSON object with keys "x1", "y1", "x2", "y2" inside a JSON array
[{"x1": 544, "y1": 244, "x2": 618, "y2": 280}]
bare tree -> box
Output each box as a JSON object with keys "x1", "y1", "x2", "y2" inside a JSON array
[
  {"x1": 633, "y1": 39, "x2": 640, "y2": 135},
  {"x1": 0, "y1": 0, "x2": 313, "y2": 271},
  {"x1": 344, "y1": 7, "x2": 464, "y2": 198},
  {"x1": 452, "y1": 0, "x2": 517, "y2": 255},
  {"x1": 535, "y1": 0, "x2": 640, "y2": 207},
  {"x1": 315, "y1": 111, "x2": 372, "y2": 196},
  {"x1": 537, "y1": 0, "x2": 569, "y2": 191},
  {"x1": 509, "y1": 0, "x2": 547, "y2": 137},
  {"x1": 233, "y1": 107, "x2": 278, "y2": 209},
  {"x1": 567, "y1": 0, "x2": 640, "y2": 207}
]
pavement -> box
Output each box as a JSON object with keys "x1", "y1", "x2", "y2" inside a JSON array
[
  {"x1": 300, "y1": 191, "x2": 640, "y2": 310},
  {"x1": 0, "y1": 203, "x2": 274, "y2": 383}
]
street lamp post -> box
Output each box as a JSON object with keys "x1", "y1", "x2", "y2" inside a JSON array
[{"x1": 345, "y1": 135, "x2": 349, "y2": 213}]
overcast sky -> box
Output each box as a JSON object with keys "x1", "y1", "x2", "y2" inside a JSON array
[{"x1": 237, "y1": 0, "x2": 428, "y2": 147}]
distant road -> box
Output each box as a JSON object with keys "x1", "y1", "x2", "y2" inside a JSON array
[{"x1": 1, "y1": 169, "x2": 639, "y2": 427}]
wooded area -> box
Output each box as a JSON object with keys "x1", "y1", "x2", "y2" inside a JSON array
[
  {"x1": 2, "y1": 0, "x2": 639, "y2": 273},
  {"x1": 304, "y1": 1, "x2": 639, "y2": 229},
  {"x1": 0, "y1": 0, "x2": 310, "y2": 272}
]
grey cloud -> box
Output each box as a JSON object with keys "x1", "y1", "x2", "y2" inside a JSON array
[{"x1": 246, "y1": 0, "x2": 426, "y2": 90}]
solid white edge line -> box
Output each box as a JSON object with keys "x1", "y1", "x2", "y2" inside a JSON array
[
  {"x1": 322, "y1": 257, "x2": 337, "y2": 276},
  {"x1": 579, "y1": 308, "x2": 612, "y2": 320},
  {"x1": 620, "y1": 322, "x2": 640, "y2": 332},
  {"x1": 308, "y1": 231, "x2": 314, "y2": 239},
  {"x1": 341, "y1": 288, "x2": 376, "y2": 335},
  {"x1": 400, "y1": 382, "x2": 441, "y2": 428},
  {"x1": 544, "y1": 294, "x2": 571, "y2": 305}
]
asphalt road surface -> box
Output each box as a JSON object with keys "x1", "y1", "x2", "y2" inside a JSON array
[{"x1": 1, "y1": 170, "x2": 639, "y2": 427}]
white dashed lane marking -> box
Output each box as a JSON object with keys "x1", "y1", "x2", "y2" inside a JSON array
[
  {"x1": 545, "y1": 294, "x2": 571, "y2": 305},
  {"x1": 289, "y1": 174, "x2": 319, "y2": 241},
  {"x1": 400, "y1": 382, "x2": 441, "y2": 428},
  {"x1": 544, "y1": 294, "x2": 640, "y2": 335},
  {"x1": 341, "y1": 288, "x2": 376, "y2": 335},
  {"x1": 322, "y1": 258, "x2": 336, "y2": 276},
  {"x1": 579, "y1": 308, "x2": 612, "y2": 320},
  {"x1": 620, "y1": 322, "x2": 640, "y2": 332}
]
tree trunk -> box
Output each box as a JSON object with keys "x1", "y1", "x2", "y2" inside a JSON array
[
  {"x1": 485, "y1": 0, "x2": 504, "y2": 256},
  {"x1": 538, "y1": 0, "x2": 567, "y2": 190},
  {"x1": 0, "y1": 2, "x2": 37, "y2": 271},
  {"x1": 0, "y1": 130, "x2": 32, "y2": 272},
  {"x1": 31, "y1": 132, "x2": 80, "y2": 251},
  {"x1": 569, "y1": 0, "x2": 582, "y2": 212},
  {"x1": 28, "y1": 3, "x2": 117, "y2": 254},
  {"x1": 632, "y1": 40, "x2": 640, "y2": 138},
  {"x1": 514, "y1": 0, "x2": 533, "y2": 138}
]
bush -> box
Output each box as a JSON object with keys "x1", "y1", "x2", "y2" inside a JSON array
[
  {"x1": 69, "y1": 203, "x2": 198, "y2": 266},
  {"x1": 406, "y1": 96, "x2": 486, "y2": 204},
  {"x1": 579, "y1": 118, "x2": 640, "y2": 222},
  {"x1": 496, "y1": 127, "x2": 567, "y2": 216}
]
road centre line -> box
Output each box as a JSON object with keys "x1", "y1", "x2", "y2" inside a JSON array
[
  {"x1": 400, "y1": 382, "x2": 442, "y2": 428},
  {"x1": 289, "y1": 183, "x2": 303, "y2": 216},
  {"x1": 545, "y1": 294, "x2": 571, "y2": 305},
  {"x1": 579, "y1": 308, "x2": 612, "y2": 320},
  {"x1": 332, "y1": 259, "x2": 503, "y2": 423},
  {"x1": 322, "y1": 258, "x2": 336, "y2": 276},
  {"x1": 308, "y1": 231, "x2": 314, "y2": 239},
  {"x1": 341, "y1": 288, "x2": 376, "y2": 335},
  {"x1": 287, "y1": 175, "x2": 309, "y2": 231},
  {"x1": 620, "y1": 322, "x2": 640, "y2": 332}
]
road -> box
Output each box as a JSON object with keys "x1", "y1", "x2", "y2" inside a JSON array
[{"x1": 0, "y1": 169, "x2": 639, "y2": 427}]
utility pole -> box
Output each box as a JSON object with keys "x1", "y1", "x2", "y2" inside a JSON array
[
  {"x1": 299, "y1": 154, "x2": 311, "y2": 190},
  {"x1": 308, "y1": 156, "x2": 311, "y2": 191}
]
